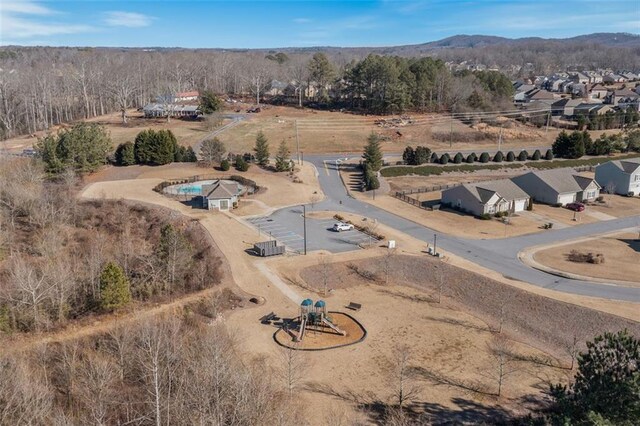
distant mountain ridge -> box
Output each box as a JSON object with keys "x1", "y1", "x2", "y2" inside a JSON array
[{"x1": 409, "y1": 33, "x2": 640, "y2": 49}]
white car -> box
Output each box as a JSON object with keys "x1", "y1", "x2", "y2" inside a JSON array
[{"x1": 333, "y1": 222, "x2": 354, "y2": 232}]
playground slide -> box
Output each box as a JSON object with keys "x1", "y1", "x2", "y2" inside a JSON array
[
  {"x1": 322, "y1": 317, "x2": 346, "y2": 336},
  {"x1": 297, "y1": 318, "x2": 307, "y2": 342}
]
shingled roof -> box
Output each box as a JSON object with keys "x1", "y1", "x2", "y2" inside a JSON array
[{"x1": 461, "y1": 179, "x2": 530, "y2": 204}]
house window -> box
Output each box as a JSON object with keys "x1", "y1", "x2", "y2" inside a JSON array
[
  {"x1": 586, "y1": 190, "x2": 596, "y2": 199},
  {"x1": 635, "y1": 175, "x2": 640, "y2": 182},
  {"x1": 487, "y1": 205, "x2": 496, "y2": 213}
]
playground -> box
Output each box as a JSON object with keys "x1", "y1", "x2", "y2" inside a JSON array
[{"x1": 273, "y1": 299, "x2": 366, "y2": 350}]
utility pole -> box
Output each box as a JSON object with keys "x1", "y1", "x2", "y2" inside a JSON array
[
  {"x1": 545, "y1": 110, "x2": 551, "y2": 133},
  {"x1": 498, "y1": 124, "x2": 503, "y2": 152},
  {"x1": 449, "y1": 114, "x2": 453, "y2": 148},
  {"x1": 295, "y1": 119, "x2": 300, "y2": 165},
  {"x1": 301, "y1": 151, "x2": 304, "y2": 166},
  {"x1": 302, "y1": 205, "x2": 307, "y2": 255},
  {"x1": 433, "y1": 234, "x2": 437, "y2": 256}
]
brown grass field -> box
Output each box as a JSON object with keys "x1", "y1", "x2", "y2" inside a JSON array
[{"x1": 534, "y1": 232, "x2": 640, "y2": 285}]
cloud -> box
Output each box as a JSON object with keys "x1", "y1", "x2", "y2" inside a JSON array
[
  {"x1": 0, "y1": 1, "x2": 91, "y2": 39},
  {"x1": 1, "y1": 1, "x2": 55, "y2": 15},
  {"x1": 293, "y1": 18, "x2": 311, "y2": 24},
  {"x1": 103, "y1": 11, "x2": 154, "y2": 28}
]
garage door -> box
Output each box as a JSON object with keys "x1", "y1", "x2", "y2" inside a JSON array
[
  {"x1": 514, "y1": 199, "x2": 527, "y2": 212},
  {"x1": 558, "y1": 193, "x2": 576, "y2": 206}
]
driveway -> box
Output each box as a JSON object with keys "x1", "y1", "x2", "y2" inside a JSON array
[{"x1": 285, "y1": 153, "x2": 640, "y2": 302}]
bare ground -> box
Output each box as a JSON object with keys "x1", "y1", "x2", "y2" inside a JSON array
[
  {"x1": 301, "y1": 254, "x2": 640, "y2": 357},
  {"x1": 534, "y1": 232, "x2": 640, "y2": 285}
]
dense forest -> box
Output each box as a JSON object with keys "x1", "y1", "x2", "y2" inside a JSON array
[{"x1": 1, "y1": 32, "x2": 637, "y2": 140}]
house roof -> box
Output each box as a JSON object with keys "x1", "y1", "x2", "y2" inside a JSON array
[
  {"x1": 613, "y1": 88, "x2": 638, "y2": 97},
  {"x1": 461, "y1": 179, "x2": 530, "y2": 204},
  {"x1": 202, "y1": 181, "x2": 238, "y2": 199},
  {"x1": 529, "y1": 89, "x2": 555, "y2": 100},
  {"x1": 608, "y1": 158, "x2": 640, "y2": 174},
  {"x1": 521, "y1": 169, "x2": 598, "y2": 194},
  {"x1": 176, "y1": 90, "x2": 199, "y2": 98},
  {"x1": 590, "y1": 83, "x2": 608, "y2": 92}
]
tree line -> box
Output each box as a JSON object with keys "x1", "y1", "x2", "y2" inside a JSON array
[
  {"x1": 552, "y1": 129, "x2": 640, "y2": 159},
  {"x1": 0, "y1": 46, "x2": 515, "y2": 140}
]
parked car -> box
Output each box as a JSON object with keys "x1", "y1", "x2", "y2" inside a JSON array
[
  {"x1": 332, "y1": 222, "x2": 354, "y2": 232},
  {"x1": 566, "y1": 202, "x2": 585, "y2": 212}
]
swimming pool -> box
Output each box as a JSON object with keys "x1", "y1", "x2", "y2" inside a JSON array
[{"x1": 163, "y1": 179, "x2": 243, "y2": 196}]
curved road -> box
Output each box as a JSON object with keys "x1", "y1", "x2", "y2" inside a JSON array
[{"x1": 279, "y1": 153, "x2": 640, "y2": 302}]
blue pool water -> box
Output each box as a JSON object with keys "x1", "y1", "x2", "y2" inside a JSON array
[{"x1": 164, "y1": 179, "x2": 243, "y2": 196}]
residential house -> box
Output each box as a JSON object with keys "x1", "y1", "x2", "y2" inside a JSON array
[
  {"x1": 589, "y1": 84, "x2": 609, "y2": 100},
  {"x1": 595, "y1": 158, "x2": 640, "y2": 196},
  {"x1": 174, "y1": 91, "x2": 199, "y2": 102},
  {"x1": 513, "y1": 84, "x2": 536, "y2": 103},
  {"x1": 607, "y1": 88, "x2": 639, "y2": 106},
  {"x1": 573, "y1": 103, "x2": 614, "y2": 117},
  {"x1": 441, "y1": 179, "x2": 530, "y2": 217},
  {"x1": 603, "y1": 73, "x2": 626, "y2": 84},
  {"x1": 621, "y1": 72, "x2": 639, "y2": 82},
  {"x1": 143, "y1": 103, "x2": 200, "y2": 118},
  {"x1": 512, "y1": 169, "x2": 601, "y2": 205},
  {"x1": 199, "y1": 181, "x2": 240, "y2": 211},
  {"x1": 525, "y1": 88, "x2": 555, "y2": 104},
  {"x1": 570, "y1": 72, "x2": 590, "y2": 84},
  {"x1": 551, "y1": 98, "x2": 585, "y2": 117},
  {"x1": 264, "y1": 80, "x2": 288, "y2": 97},
  {"x1": 545, "y1": 78, "x2": 568, "y2": 92}
]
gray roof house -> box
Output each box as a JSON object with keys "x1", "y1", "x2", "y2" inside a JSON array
[
  {"x1": 441, "y1": 179, "x2": 530, "y2": 217},
  {"x1": 512, "y1": 169, "x2": 601, "y2": 205},
  {"x1": 200, "y1": 181, "x2": 240, "y2": 211},
  {"x1": 595, "y1": 158, "x2": 640, "y2": 196}
]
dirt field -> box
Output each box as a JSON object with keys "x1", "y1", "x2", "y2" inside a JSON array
[
  {"x1": 215, "y1": 105, "x2": 559, "y2": 154},
  {"x1": 386, "y1": 169, "x2": 524, "y2": 192},
  {"x1": 2, "y1": 109, "x2": 212, "y2": 153},
  {"x1": 534, "y1": 232, "x2": 640, "y2": 285},
  {"x1": 589, "y1": 194, "x2": 640, "y2": 218}
]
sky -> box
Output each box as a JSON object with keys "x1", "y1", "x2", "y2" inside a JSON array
[{"x1": 1, "y1": 0, "x2": 639, "y2": 48}]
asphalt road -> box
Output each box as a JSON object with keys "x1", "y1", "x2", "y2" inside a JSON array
[{"x1": 291, "y1": 153, "x2": 640, "y2": 302}]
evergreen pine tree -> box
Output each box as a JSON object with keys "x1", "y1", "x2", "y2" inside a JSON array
[
  {"x1": 362, "y1": 132, "x2": 383, "y2": 171},
  {"x1": 254, "y1": 131, "x2": 270, "y2": 166},
  {"x1": 275, "y1": 140, "x2": 291, "y2": 172},
  {"x1": 99, "y1": 262, "x2": 132, "y2": 311}
]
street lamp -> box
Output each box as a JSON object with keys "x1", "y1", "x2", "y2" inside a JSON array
[{"x1": 302, "y1": 205, "x2": 307, "y2": 255}]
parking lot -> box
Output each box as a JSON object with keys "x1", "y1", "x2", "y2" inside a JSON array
[{"x1": 245, "y1": 209, "x2": 372, "y2": 254}]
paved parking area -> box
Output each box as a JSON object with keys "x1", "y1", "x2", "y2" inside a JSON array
[{"x1": 244, "y1": 210, "x2": 372, "y2": 254}]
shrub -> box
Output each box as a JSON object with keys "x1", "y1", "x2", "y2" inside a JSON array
[
  {"x1": 439, "y1": 153, "x2": 450, "y2": 164},
  {"x1": 453, "y1": 153, "x2": 463, "y2": 164},
  {"x1": 235, "y1": 155, "x2": 250, "y2": 172},
  {"x1": 531, "y1": 149, "x2": 541, "y2": 160},
  {"x1": 518, "y1": 150, "x2": 528, "y2": 161},
  {"x1": 115, "y1": 142, "x2": 136, "y2": 166},
  {"x1": 466, "y1": 153, "x2": 475, "y2": 164},
  {"x1": 479, "y1": 152, "x2": 490, "y2": 163},
  {"x1": 506, "y1": 151, "x2": 515, "y2": 162},
  {"x1": 545, "y1": 149, "x2": 554, "y2": 160},
  {"x1": 402, "y1": 146, "x2": 415, "y2": 165},
  {"x1": 479, "y1": 213, "x2": 492, "y2": 220},
  {"x1": 430, "y1": 152, "x2": 439, "y2": 163},
  {"x1": 220, "y1": 159, "x2": 230, "y2": 171},
  {"x1": 414, "y1": 146, "x2": 431, "y2": 165},
  {"x1": 493, "y1": 151, "x2": 504, "y2": 162}
]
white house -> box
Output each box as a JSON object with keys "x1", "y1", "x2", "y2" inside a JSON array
[{"x1": 595, "y1": 158, "x2": 640, "y2": 196}]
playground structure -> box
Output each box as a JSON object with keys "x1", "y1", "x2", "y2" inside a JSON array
[{"x1": 296, "y1": 299, "x2": 346, "y2": 342}]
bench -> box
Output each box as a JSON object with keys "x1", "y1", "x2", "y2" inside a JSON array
[
  {"x1": 260, "y1": 312, "x2": 278, "y2": 324},
  {"x1": 346, "y1": 302, "x2": 362, "y2": 311}
]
